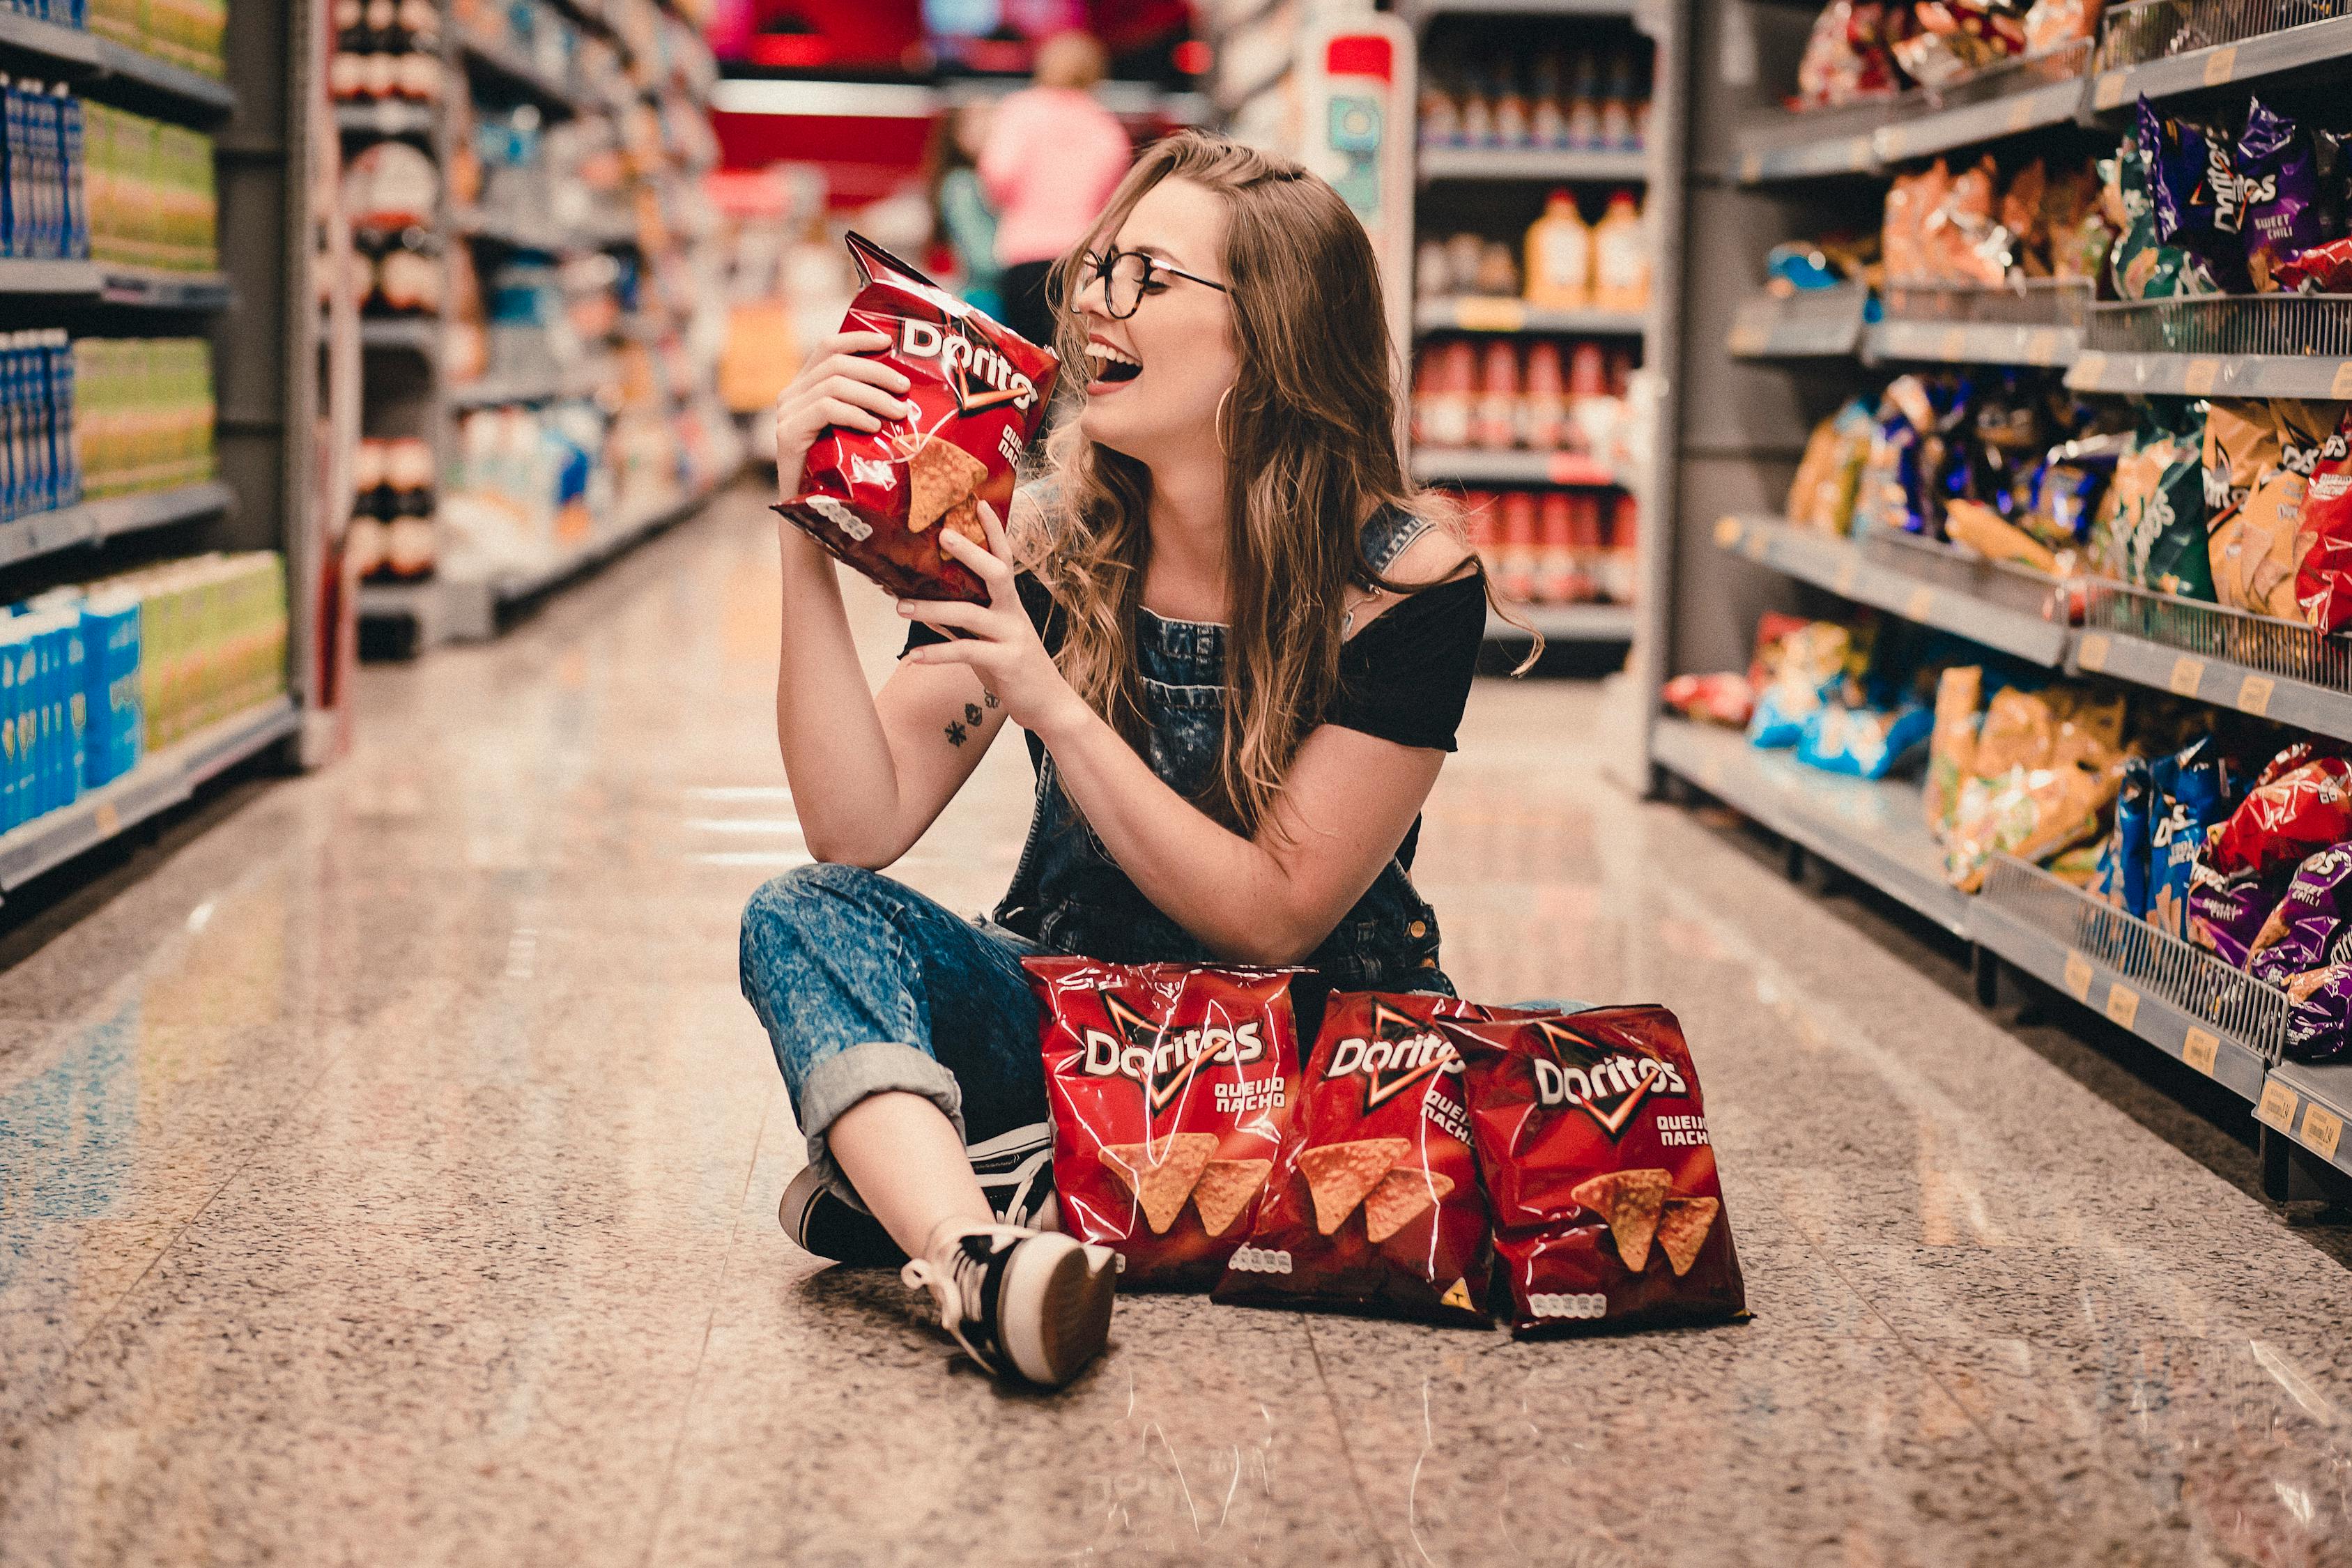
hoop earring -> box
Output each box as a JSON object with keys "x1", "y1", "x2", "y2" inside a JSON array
[{"x1": 1214, "y1": 386, "x2": 1234, "y2": 459}]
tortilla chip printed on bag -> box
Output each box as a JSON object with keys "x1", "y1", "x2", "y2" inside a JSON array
[
  {"x1": 2206, "y1": 758, "x2": 2352, "y2": 882},
  {"x1": 775, "y1": 233, "x2": 1059, "y2": 604},
  {"x1": 1442, "y1": 1006, "x2": 1746, "y2": 1336},
  {"x1": 1214, "y1": 992, "x2": 1500, "y2": 1326},
  {"x1": 1027, "y1": 958, "x2": 1299, "y2": 1289}
]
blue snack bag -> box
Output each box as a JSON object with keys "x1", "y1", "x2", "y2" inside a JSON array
[{"x1": 2148, "y1": 738, "x2": 2235, "y2": 937}]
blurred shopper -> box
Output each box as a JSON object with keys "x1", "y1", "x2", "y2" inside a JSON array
[
  {"x1": 927, "y1": 102, "x2": 1005, "y2": 321},
  {"x1": 752, "y1": 133, "x2": 1510, "y2": 1390},
  {"x1": 978, "y1": 30, "x2": 1132, "y2": 351}
]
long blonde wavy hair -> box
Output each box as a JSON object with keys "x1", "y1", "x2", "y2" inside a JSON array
[{"x1": 1028, "y1": 132, "x2": 1525, "y2": 836}]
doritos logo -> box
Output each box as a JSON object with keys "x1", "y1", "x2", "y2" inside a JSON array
[
  {"x1": 898, "y1": 318, "x2": 1038, "y2": 415},
  {"x1": 1324, "y1": 999, "x2": 1460, "y2": 1111},
  {"x1": 1528, "y1": 1020, "x2": 1688, "y2": 1138},
  {"x1": 1080, "y1": 991, "x2": 1266, "y2": 1114}
]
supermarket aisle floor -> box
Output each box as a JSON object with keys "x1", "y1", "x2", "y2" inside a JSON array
[{"x1": 3, "y1": 481, "x2": 2351, "y2": 1568}]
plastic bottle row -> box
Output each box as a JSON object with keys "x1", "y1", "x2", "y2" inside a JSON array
[
  {"x1": 1418, "y1": 190, "x2": 1651, "y2": 313},
  {"x1": 1413, "y1": 336, "x2": 1637, "y2": 454},
  {"x1": 1419, "y1": 47, "x2": 1650, "y2": 154},
  {"x1": 1461, "y1": 488, "x2": 1638, "y2": 607}
]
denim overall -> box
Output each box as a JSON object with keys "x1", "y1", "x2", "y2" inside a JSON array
[
  {"x1": 739, "y1": 505, "x2": 1455, "y2": 1218},
  {"x1": 994, "y1": 504, "x2": 1456, "y2": 994}
]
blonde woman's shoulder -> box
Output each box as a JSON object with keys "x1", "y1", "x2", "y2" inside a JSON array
[{"x1": 1385, "y1": 525, "x2": 1477, "y2": 589}]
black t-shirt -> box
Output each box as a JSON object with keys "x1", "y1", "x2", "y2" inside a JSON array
[{"x1": 900, "y1": 569, "x2": 1487, "y2": 753}]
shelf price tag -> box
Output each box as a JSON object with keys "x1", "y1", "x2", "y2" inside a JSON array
[
  {"x1": 2332, "y1": 361, "x2": 2352, "y2": 400},
  {"x1": 1878, "y1": 125, "x2": 1908, "y2": 161},
  {"x1": 1455, "y1": 297, "x2": 1525, "y2": 333},
  {"x1": 2075, "y1": 350, "x2": 2108, "y2": 386},
  {"x1": 2104, "y1": 983, "x2": 2141, "y2": 1030},
  {"x1": 2063, "y1": 949, "x2": 2094, "y2": 1001},
  {"x1": 2201, "y1": 45, "x2": 2238, "y2": 86},
  {"x1": 1714, "y1": 516, "x2": 1742, "y2": 548},
  {"x1": 2093, "y1": 72, "x2": 2126, "y2": 110},
  {"x1": 2024, "y1": 329, "x2": 2059, "y2": 364},
  {"x1": 2182, "y1": 358, "x2": 2220, "y2": 396},
  {"x1": 2236, "y1": 674, "x2": 2274, "y2": 716},
  {"x1": 1939, "y1": 327, "x2": 1968, "y2": 360},
  {"x1": 1739, "y1": 151, "x2": 1764, "y2": 183},
  {"x1": 2300, "y1": 1102, "x2": 2344, "y2": 1162},
  {"x1": 1746, "y1": 532, "x2": 1769, "y2": 560},
  {"x1": 92, "y1": 801, "x2": 119, "y2": 837},
  {"x1": 2181, "y1": 1027, "x2": 2220, "y2": 1077},
  {"x1": 2256, "y1": 1079, "x2": 2300, "y2": 1132},
  {"x1": 1728, "y1": 319, "x2": 1769, "y2": 355},
  {"x1": 2007, "y1": 95, "x2": 2038, "y2": 134},
  {"x1": 1834, "y1": 557, "x2": 1859, "y2": 596},
  {"x1": 1847, "y1": 136, "x2": 1873, "y2": 171},
  {"x1": 1905, "y1": 585, "x2": 1935, "y2": 622},
  {"x1": 2076, "y1": 631, "x2": 2110, "y2": 672},
  {"x1": 2168, "y1": 654, "x2": 2205, "y2": 697}
]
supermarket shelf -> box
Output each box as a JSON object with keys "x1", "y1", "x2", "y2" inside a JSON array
[
  {"x1": 2084, "y1": 13, "x2": 2352, "y2": 116},
  {"x1": 2072, "y1": 587, "x2": 2352, "y2": 746},
  {"x1": 445, "y1": 367, "x2": 594, "y2": 408},
  {"x1": 336, "y1": 99, "x2": 436, "y2": 137},
  {"x1": 0, "y1": 7, "x2": 101, "y2": 72},
  {"x1": 1972, "y1": 856, "x2": 2278, "y2": 1104},
  {"x1": 1871, "y1": 70, "x2": 2084, "y2": 164},
  {"x1": 1415, "y1": 297, "x2": 1645, "y2": 336},
  {"x1": 0, "y1": 696, "x2": 296, "y2": 897},
  {"x1": 89, "y1": 38, "x2": 236, "y2": 118},
  {"x1": 1486, "y1": 601, "x2": 1635, "y2": 641},
  {"x1": 0, "y1": 256, "x2": 98, "y2": 293},
  {"x1": 2265, "y1": 1061, "x2": 2352, "y2": 1182},
  {"x1": 1725, "y1": 284, "x2": 1870, "y2": 358},
  {"x1": 2067, "y1": 347, "x2": 2352, "y2": 401},
  {"x1": 1713, "y1": 514, "x2": 2069, "y2": 666},
  {"x1": 1864, "y1": 316, "x2": 2078, "y2": 367},
  {"x1": 358, "y1": 317, "x2": 439, "y2": 355},
  {"x1": 457, "y1": 28, "x2": 581, "y2": 116},
  {"x1": 1419, "y1": 146, "x2": 1647, "y2": 183},
  {"x1": 0, "y1": 482, "x2": 233, "y2": 571},
  {"x1": 1652, "y1": 714, "x2": 1971, "y2": 936},
  {"x1": 1731, "y1": 107, "x2": 1882, "y2": 185},
  {"x1": 453, "y1": 206, "x2": 572, "y2": 254},
  {"x1": 96, "y1": 266, "x2": 230, "y2": 309},
  {"x1": 1412, "y1": 448, "x2": 1621, "y2": 486},
  {"x1": 486, "y1": 482, "x2": 718, "y2": 610}
]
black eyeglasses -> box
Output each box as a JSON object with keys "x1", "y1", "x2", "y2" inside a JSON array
[{"x1": 1080, "y1": 247, "x2": 1229, "y2": 319}]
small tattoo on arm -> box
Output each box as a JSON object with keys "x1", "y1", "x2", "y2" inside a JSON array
[
  {"x1": 982, "y1": 688, "x2": 1000, "y2": 709},
  {"x1": 964, "y1": 702, "x2": 984, "y2": 725},
  {"x1": 945, "y1": 720, "x2": 969, "y2": 747}
]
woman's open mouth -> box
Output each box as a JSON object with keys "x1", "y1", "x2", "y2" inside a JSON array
[{"x1": 1084, "y1": 340, "x2": 1142, "y2": 392}]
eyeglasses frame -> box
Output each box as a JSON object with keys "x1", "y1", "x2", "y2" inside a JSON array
[{"x1": 1079, "y1": 246, "x2": 1231, "y2": 320}]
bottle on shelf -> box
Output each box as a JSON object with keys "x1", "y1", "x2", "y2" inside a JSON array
[
  {"x1": 1460, "y1": 66, "x2": 1497, "y2": 150},
  {"x1": 1566, "y1": 341, "x2": 1606, "y2": 454},
  {"x1": 1537, "y1": 492, "x2": 1577, "y2": 603},
  {"x1": 1418, "y1": 74, "x2": 1461, "y2": 150},
  {"x1": 1601, "y1": 51, "x2": 1636, "y2": 153},
  {"x1": 1530, "y1": 54, "x2": 1567, "y2": 152},
  {"x1": 1521, "y1": 339, "x2": 1566, "y2": 452},
  {"x1": 384, "y1": 437, "x2": 437, "y2": 579},
  {"x1": 1475, "y1": 340, "x2": 1520, "y2": 452},
  {"x1": 1570, "y1": 493, "x2": 1604, "y2": 602},
  {"x1": 1498, "y1": 491, "x2": 1538, "y2": 603},
  {"x1": 1493, "y1": 61, "x2": 1530, "y2": 151},
  {"x1": 1418, "y1": 340, "x2": 1475, "y2": 448},
  {"x1": 346, "y1": 438, "x2": 389, "y2": 579},
  {"x1": 1474, "y1": 240, "x2": 1520, "y2": 298},
  {"x1": 1591, "y1": 192, "x2": 1650, "y2": 314},
  {"x1": 1566, "y1": 52, "x2": 1601, "y2": 153},
  {"x1": 1604, "y1": 493, "x2": 1638, "y2": 604},
  {"x1": 1524, "y1": 189, "x2": 1592, "y2": 309}
]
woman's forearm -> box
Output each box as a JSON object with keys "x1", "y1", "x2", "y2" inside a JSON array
[
  {"x1": 774, "y1": 527, "x2": 912, "y2": 865},
  {"x1": 1035, "y1": 703, "x2": 1318, "y2": 963}
]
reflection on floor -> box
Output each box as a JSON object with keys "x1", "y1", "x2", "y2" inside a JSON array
[{"x1": 1, "y1": 481, "x2": 2348, "y2": 1567}]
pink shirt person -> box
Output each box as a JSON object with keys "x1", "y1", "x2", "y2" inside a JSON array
[{"x1": 978, "y1": 79, "x2": 1131, "y2": 268}]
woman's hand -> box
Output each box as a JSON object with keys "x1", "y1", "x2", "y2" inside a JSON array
[
  {"x1": 898, "y1": 502, "x2": 1088, "y2": 740},
  {"x1": 773, "y1": 330, "x2": 916, "y2": 499}
]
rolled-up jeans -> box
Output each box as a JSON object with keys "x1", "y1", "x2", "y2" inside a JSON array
[{"x1": 739, "y1": 863, "x2": 1055, "y2": 1222}]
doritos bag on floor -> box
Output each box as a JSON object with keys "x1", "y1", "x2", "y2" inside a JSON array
[
  {"x1": 1443, "y1": 1006, "x2": 1746, "y2": 1336},
  {"x1": 1214, "y1": 992, "x2": 1497, "y2": 1326},
  {"x1": 775, "y1": 233, "x2": 1059, "y2": 603},
  {"x1": 1027, "y1": 958, "x2": 1300, "y2": 1289}
]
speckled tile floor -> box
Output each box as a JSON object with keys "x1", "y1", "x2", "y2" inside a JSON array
[{"x1": 3, "y1": 482, "x2": 2350, "y2": 1567}]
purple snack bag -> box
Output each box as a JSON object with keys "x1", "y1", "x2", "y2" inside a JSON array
[
  {"x1": 2238, "y1": 98, "x2": 2323, "y2": 291},
  {"x1": 2284, "y1": 967, "x2": 2352, "y2": 1061},
  {"x1": 2247, "y1": 844, "x2": 2352, "y2": 984},
  {"x1": 2140, "y1": 96, "x2": 2243, "y2": 291},
  {"x1": 2186, "y1": 854, "x2": 2285, "y2": 969}
]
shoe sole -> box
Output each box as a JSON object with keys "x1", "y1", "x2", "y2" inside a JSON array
[{"x1": 1000, "y1": 1237, "x2": 1117, "y2": 1388}]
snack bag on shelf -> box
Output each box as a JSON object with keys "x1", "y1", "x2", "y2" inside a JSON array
[
  {"x1": 1882, "y1": 167, "x2": 1939, "y2": 283},
  {"x1": 2186, "y1": 843, "x2": 2286, "y2": 969},
  {"x1": 2213, "y1": 399, "x2": 2337, "y2": 621},
  {"x1": 1794, "y1": 0, "x2": 1900, "y2": 108},
  {"x1": 2238, "y1": 98, "x2": 2326, "y2": 293},
  {"x1": 2047, "y1": 163, "x2": 2116, "y2": 283},
  {"x1": 1945, "y1": 496, "x2": 2060, "y2": 572},
  {"x1": 2245, "y1": 844, "x2": 2352, "y2": 984},
  {"x1": 2139, "y1": 98, "x2": 2244, "y2": 293},
  {"x1": 2022, "y1": 431, "x2": 2123, "y2": 553},
  {"x1": 1746, "y1": 619, "x2": 1865, "y2": 748},
  {"x1": 1788, "y1": 399, "x2": 1875, "y2": 535},
  {"x1": 2206, "y1": 757, "x2": 2352, "y2": 882},
  {"x1": 2149, "y1": 736, "x2": 2239, "y2": 937},
  {"x1": 1923, "y1": 665, "x2": 1984, "y2": 840},
  {"x1": 1796, "y1": 700, "x2": 1933, "y2": 778},
  {"x1": 1027, "y1": 958, "x2": 1300, "y2": 1289},
  {"x1": 2022, "y1": 0, "x2": 2102, "y2": 54},
  {"x1": 1213, "y1": 992, "x2": 1499, "y2": 1326},
  {"x1": 1441, "y1": 1006, "x2": 1744, "y2": 1335},
  {"x1": 1945, "y1": 761, "x2": 2117, "y2": 893},
  {"x1": 776, "y1": 233, "x2": 1056, "y2": 604},
  {"x1": 2098, "y1": 755, "x2": 2155, "y2": 918},
  {"x1": 1662, "y1": 672, "x2": 1758, "y2": 728},
  {"x1": 2290, "y1": 408, "x2": 2352, "y2": 633}
]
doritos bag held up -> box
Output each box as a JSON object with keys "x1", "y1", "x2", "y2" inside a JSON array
[
  {"x1": 1215, "y1": 992, "x2": 1498, "y2": 1327},
  {"x1": 1443, "y1": 1006, "x2": 1746, "y2": 1336},
  {"x1": 775, "y1": 233, "x2": 1059, "y2": 604},
  {"x1": 1027, "y1": 958, "x2": 1300, "y2": 1289}
]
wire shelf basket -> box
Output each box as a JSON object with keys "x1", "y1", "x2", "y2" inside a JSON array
[
  {"x1": 2091, "y1": 0, "x2": 2350, "y2": 71},
  {"x1": 1881, "y1": 278, "x2": 2093, "y2": 328},
  {"x1": 2084, "y1": 295, "x2": 2352, "y2": 358},
  {"x1": 2079, "y1": 578, "x2": 2352, "y2": 689},
  {"x1": 1896, "y1": 36, "x2": 2097, "y2": 107},
  {"x1": 1981, "y1": 854, "x2": 2292, "y2": 1063},
  {"x1": 1862, "y1": 526, "x2": 2071, "y2": 617},
  {"x1": 1729, "y1": 282, "x2": 1872, "y2": 356}
]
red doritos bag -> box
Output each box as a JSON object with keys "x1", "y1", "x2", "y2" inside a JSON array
[
  {"x1": 1441, "y1": 1006, "x2": 1746, "y2": 1335},
  {"x1": 774, "y1": 233, "x2": 1059, "y2": 603},
  {"x1": 1213, "y1": 992, "x2": 1496, "y2": 1326},
  {"x1": 1027, "y1": 958, "x2": 1300, "y2": 1289}
]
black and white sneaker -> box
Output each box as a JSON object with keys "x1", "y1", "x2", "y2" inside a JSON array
[
  {"x1": 900, "y1": 1224, "x2": 1120, "y2": 1388},
  {"x1": 779, "y1": 1165, "x2": 908, "y2": 1268}
]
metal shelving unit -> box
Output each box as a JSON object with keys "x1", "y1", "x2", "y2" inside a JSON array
[
  {"x1": 0, "y1": 482, "x2": 236, "y2": 571},
  {"x1": 1663, "y1": 0, "x2": 2352, "y2": 1202},
  {"x1": 1420, "y1": 146, "x2": 1649, "y2": 182},
  {"x1": 1413, "y1": 447, "x2": 1622, "y2": 486},
  {"x1": 1487, "y1": 601, "x2": 1638, "y2": 641},
  {"x1": 1415, "y1": 296, "x2": 1645, "y2": 336}
]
